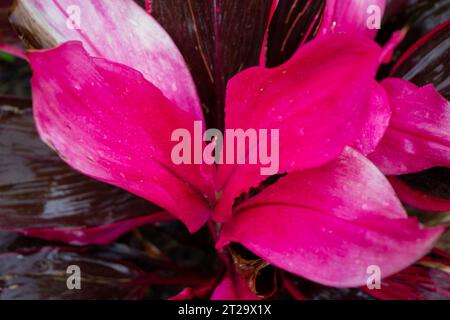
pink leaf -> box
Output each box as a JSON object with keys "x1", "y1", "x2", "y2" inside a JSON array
[
  {"x1": 351, "y1": 81, "x2": 391, "y2": 155},
  {"x1": 214, "y1": 34, "x2": 382, "y2": 222},
  {"x1": 11, "y1": 0, "x2": 202, "y2": 118},
  {"x1": 369, "y1": 78, "x2": 450, "y2": 175},
  {"x1": 15, "y1": 212, "x2": 175, "y2": 246},
  {"x1": 218, "y1": 148, "x2": 443, "y2": 287},
  {"x1": 28, "y1": 42, "x2": 214, "y2": 232},
  {"x1": 168, "y1": 280, "x2": 217, "y2": 300},
  {"x1": 318, "y1": 0, "x2": 386, "y2": 39},
  {"x1": 210, "y1": 270, "x2": 259, "y2": 300}
]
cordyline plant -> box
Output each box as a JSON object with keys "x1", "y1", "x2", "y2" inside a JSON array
[{"x1": 0, "y1": 0, "x2": 449, "y2": 300}]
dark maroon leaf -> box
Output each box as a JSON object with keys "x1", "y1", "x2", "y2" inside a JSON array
[
  {"x1": 391, "y1": 21, "x2": 450, "y2": 98},
  {"x1": 0, "y1": 95, "x2": 30, "y2": 108},
  {"x1": 0, "y1": 247, "x2": 149, "y2": 299},
  {"x1": 0, "y1": 0, "x2": 19, "y2": 44},
  {"x1": 383, "y1": 0, "x2": 420, "y2": 21},
  {"x1": 280, "y1": 250, "x2": 450, "y2": 300},
  {"x1": 383, "y1": 0, "x2": 450, "y2": 51},
  {"x1": 0, "y1": 106, "x2": 165, "y2": 236},
  {"x1": 280, "y1": 272, "x2": 374, "y2": 300},
  {"x1": 123, "y1": 222, "x2": 221, "y2": 299},
  {"x1": 362, "y1": 249, "x2": 450, "y2": 300},
  {"x1": 397, "y1": 167, "x2": 450, "y2": 200},
  {"x1": 0, "y1": 55, "x2": 30, "y2": 97},
  {"x1": 149, "y1": 0, "x2": 273, "y2": 130},
  {"x1": 377, "y1": 0, "x2": 450, "y2": 79},
  {"x1": 0, "y1": 231, "x2": 51, "y2": 252},
  {"x1": 0, "y1": 230, "x2": 218, "y2": 300},
  {"x1": 265, "y1": 0, "x2": 325, "y2": 67},
  {"x1": 135, "y1": 222, "x2": 219, "y2": 277}
]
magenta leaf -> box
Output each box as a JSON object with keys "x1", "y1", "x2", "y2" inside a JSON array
[
  {"x1": 28, "y1": 42, "x2": 214, "y2": 232},
  {"x1": 214, "y1": 34, "x2": 383, "y2": 221},
  {"x1": 218, "y1": 148, "x2": 443, "y2": 287},
  {"x1": 10, "y1": 0, "x2": 203, "y2": 119},
  {"x1": 369, "y1": 78, "x2": 450, "y2": 175},
  {"x1": 169, "y1": 280, "x2": 217, "y2": 300},
  {"x1": 318, "y1": 0, "x2": 386, "y2": 39},
  {"x1": 18, "y1": 214, "x2": 176, "y2": 246},
  {"x1": 211, "y1": 269, "x2": 259, "y2": 300},
  {"x1": 149, "y1": 0, "x2": 274, "y2": 129},
  {"x1": 351, "y1": 81, "x2": 391, "y2": 155}
]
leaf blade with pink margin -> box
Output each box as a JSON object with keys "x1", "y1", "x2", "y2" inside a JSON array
[
  {"x1": 28, "y1": 42, "x2": 213, "y2": 232},
  {"x1": 263, "y1": 0, "x2": 325, "y2": 67},
  {"x1": 390, "y1": 19, "x2": 450, "y2": 98},
  {"x1": 361, "y1": 249, "x2": 450, "y2": 300},
  {"x1": 0, "y1": 106, "x2": 176, "y2": 244},
  {"x1": 218, "y1": 148, "x2": 443, "y2": 287},
  {"x1": 214, "y1": 34, "x2": 383, "y2": 222},
  {"x1": 369, "y1": 78, "x2": 450, "y2": 175},
  {"x1": 388, "y1": 176, "x2": 450, "y2": 213}
]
